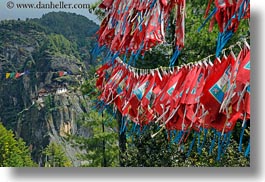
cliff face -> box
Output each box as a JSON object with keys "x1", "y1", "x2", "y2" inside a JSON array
[{"x1": 0, "y1": 15, "x2": 97, "y2": 166}]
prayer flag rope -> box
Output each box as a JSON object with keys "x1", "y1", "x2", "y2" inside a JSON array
[
  {"x1": 0, "y1": 70, "x2": 74, "y2": 80},
  {"x1": 94, "y1": 0, "x2": 186, "y2": 66},
  {"x1": 200, "y1": 0, "x2": 250, "y2": 57},
  {"x1": 95, "y1": 40, "x2": 250, "y2": 159},
  {"x1": 94, "y1": 0, "x2": 249, "y2": 66}
]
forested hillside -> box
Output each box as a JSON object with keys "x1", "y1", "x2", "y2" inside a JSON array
[
  {"x1": 0, "y1": 12, "x2": 98, "y2": 166},
  {"x1": 0, "y1": 0, "x2": 250, "y2": 167}
]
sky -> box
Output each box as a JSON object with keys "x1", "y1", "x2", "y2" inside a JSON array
[{"x1": 0, "y1": 0, "x2": 100, "y2": 24}]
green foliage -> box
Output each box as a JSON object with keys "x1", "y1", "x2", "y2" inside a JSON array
[
  {"x1": 30, "y1": 12, "x2": 99, "y2": 47},
  {"x1": 73, "y1": 110, "x2": 119, "y2": 167},
  {"x1": 0, "y1": 123, "x2": 36, "y2": 167},
  {"x1": 40, "y1": 34, "x2": 79, "y2": 58},
  {"x1": 42, "y1": 142, "x2": 72, "y2": 167},
  {"x1": 71, "y1": 75, "x2": 119, "y2": 167},
  {"x1": 182, "y1": 0, "x2": 249, "y2": 64},
  {"x1": 122, "y1": 124, "x2": 174, "y2": 167},
  {"x1": 88, "y1": 1, "x2": 105, "y2": 21},
  {"x1": 90, "y1": 0, "x2": 250, "y2": 167},
  {"x1": 29, "y1": 12, "x2": 99, "y2": 64},
  {"x1": 123, "y1": 123, "x2": 250, "y2": 167},
  {"x1": 0, "y1": 13, "x2": 100, "y2": 167},
  {"x1": 119, "y1": 0, "x2": 250, "y2": 167},
  {"x1": 135, "y1": 0, "x2": 249, "y2": 68}
]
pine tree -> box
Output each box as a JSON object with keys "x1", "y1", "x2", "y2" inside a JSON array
[
  {"x1": 42, "y1": 142, "x2": 72, "y2": 167},
  {"x1": 0, "y1": 123, "x2": 36, "y2": 167}
]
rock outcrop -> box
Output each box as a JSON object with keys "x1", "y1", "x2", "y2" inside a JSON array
[{"x1": 0, "y1": 15, "x2": 97, "y2": 166}]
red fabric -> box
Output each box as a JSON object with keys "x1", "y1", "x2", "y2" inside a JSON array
[
  {"x1": 95, "y1": 49, "x2": 251, "y2": 133},
  {"x1": 184, "y1": 66, "x2": 206, "y2": 105},
  {"x1": 100, "y1": 64, "x2": 126, "y2": 103},
  {"x1": 205, "y1": 0, "x2": 213, "y2": 18},
  {"x1": 99, "y1": 0, "x2": 114, "y2": 9},
  {"x1": 96, "y1": 61, "x2": 115, "y2": 91},
  {"x1": 141, "y1": 72, "x2": 158, "y2": 108},
  {"x1": 221, "y1": 48, "x2": 250, "y2": 116},
  {"x1": 153, "y1": 73, "x2": 175, "y2": 115},
  {"x1": 163, "y1": 68, "x2": 189, "y2": 130},
  {"x1": 169, "y1": 67, "x2": 188, "y2": 109},
  {"x1": 163, "y1": 66, "x2": 202, "y2": 131},
  {"x1": 175, "y1": 0, "x2": 186, "y2": 49},
  {"x1": 96, "y1": 0, "x2": 181, "y2": 54},
  {"x1": 176, "y1": 66, "x2": 198, "y2": 105},
  {"x1": 214, "y1": 0, "x2": 237, "y2": 32},
  {"x1": 15, "y1": 73, "x2": 21, "y2": 79},
  {"x1": 200, "y1": 56, "x2": 230, "y2": 123},
  {"x1": 244, "y1": 85, "x2": 250, "y2": 119},
  {"x1": 58, "y1": 71, "x2": 64, "y2": 77},
  {"x1": 166, "y1": 67, "x2": 199, "y2": 130},
  {"x1": 113, "y1": 74, "x2": 129, "y2": 112},
  {"x1": 211, "y1": 111, "x2": 241, "y2": 133},
  {"x1": 151, "y1": 72, "x2": 171, "y2": 115},
  {"x1": 122, "y1": 74, "x2": 147, "y2": 119},
  {"x1": 236, "y1": 51, "x2": 250, "y2": 85},
  {"x1": 203, "y1": 0, "x2": 249, "y2": 33},
  {"x1": 185, "y1": 66, "x2": 207, "y2": 129}
]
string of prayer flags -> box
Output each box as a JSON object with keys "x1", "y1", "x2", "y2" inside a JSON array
[
  {"x1": 202, "y1": 0, "x2": 250, "y2": 33},
  {"x1": 96, "y1": 41, "x2": 250, "y2": 145},
  {"x1": 93, "y1": 0, "x2": 250, "y2": 159},
  {"x1": 95, "y1": 0, "x2": 249, "y2": 67},
  {"x1": 5, "y1": 72, "x2": 27, "y2": 79},
  {"x1": 95, "y1": 0, "x2": 186, "y2": 66},
  {"x1": 1, "y1": 70, "x2": 73, "y2": 80},
  {"x1": 58, "y1": 71, "x2": 67, "y2": 77},
  {"x1": 58, "y1": 71, "x2": 74, "y2": 77},
  {"x1": 170, "y1": 0, "x2": 186, "y2": 66},
  {"x1": 199, "y1": 0, "x2": 250, "y2": 57}
]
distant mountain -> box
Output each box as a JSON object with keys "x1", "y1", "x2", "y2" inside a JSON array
[
  {"x1": 0, "y1": 12, "x2": 99, "y2": 166},
  {"x1": 30, "y1": 12, "x2": 99, "y2": 47}
]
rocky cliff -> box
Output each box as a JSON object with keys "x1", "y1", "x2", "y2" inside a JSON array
[{"x1": 0, "y1": 14, "x2": 98, "y2": 166}]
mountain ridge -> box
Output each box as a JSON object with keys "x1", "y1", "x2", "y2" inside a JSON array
[{"x1": 0, "y1": 12, "x2": 98, "y2": 166}]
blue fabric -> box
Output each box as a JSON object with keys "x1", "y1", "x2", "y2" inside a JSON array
[
  {"x1": 197, "y1": 129, "x2": 201, "y2": 152},
  {"x1": 216, "y1": 131, "x2": 222, "y2": 161},
  {"x1": 111, "y1": 51, "x2": 120, "y2": 64},
  {"x1": 134, "y1": 42, "x2": 145, "y2": 62},
  {"x1": 238, "y1": 0, "x2": 250, "y2": 20},
  {"x1": 103, "y1": 50, "x2": 112, "y2": 63},
  {"x1": 92, "y1": 44, "x2": 106, "y2": 61},
  {"x1": 174, "y1": 130, "x2": 184, "y2": 143},
  {"x1": 123, "y1": 48, "x2": 129, "y2": 63},
  {"x1": 209, "y1": 129, "x2": 216, "y2": 155},
  {"x1": 150, "y1": 0, "x2": 157, "y2": 9},
  {"x1": 186, "y1": 132, "x2": 198, "y2": 157},
  {"x1": 128, "y1": 52, "x2": 135, "y2": 66},
  {"x1": 244, "y1": 141, "x2": 250, "y2": 157},
  {"x1": 198, "y1": 128, "x2": 208, "y2": 155},
  {"x1": 120, "y1": 117, "x2": 125, "y2": 134},
  {"x1": 221, "y1": 131, "x2": 232, "y2": 157},
  {"x1": 197, "y1": 7, "x2": 217, "y2": 32},
  {"x1": 216, "y1": 30, "x2": 234, "y2": 57},
  {"x1": 169, "y1": 47, "x2": 181, "y2": 67},
  {"x1": 239, "y1": 121, "x2": 247, "y2": 152}
]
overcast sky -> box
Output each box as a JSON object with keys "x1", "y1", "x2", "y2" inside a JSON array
[{"x1": 0, "y1": 0, "x2": 100, "y2": 24}]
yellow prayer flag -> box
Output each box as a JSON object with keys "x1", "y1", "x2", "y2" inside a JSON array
[{"x1": 6, "y1": 73, "x2": 10, "y2": 79}]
